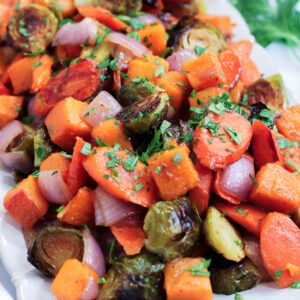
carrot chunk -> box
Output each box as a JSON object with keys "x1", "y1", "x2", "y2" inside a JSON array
[
  {"x1": 251, "y1": 120, "x2": 282, "y2": 169},
  {"x1": 111, "y1": 223, "x2": 146, "y2": 256},
  {"x1": 51, "y1": 259, "x2": 99, "y2": 300},
  {"x1": 83, "y1": 147, "x2": 158, "y2": 208},
  {"x1": 40, "y1": 152, "x2": 71, "y2": 183},
  {"x1": 189, "y1": 160, "x2": 213, "y2": 215},
  {"x1": 276, "y1": 105, "x2": 300, "y2": 145},
  {"x1": 0, "y1": 95, "x2": 23, "y2": 128},
  {"x1": 34, "y1": 0, "x2": 76, "y2": 17},
  {"x1": 183, "y1": 52, "x2": 226, "y2": 90},
  {"x1": 4, "y1": 176, "x2": 49, "y2": 230},
  {"x1": 91, "y1": 118, "x2": 134, "y2": 153},
  {"x1": 57, "y1": 187, "x2": 94, "y2": 227},
  {"x1": 156, "y1": 71, "x2": 190, "y2": 117},
  {"x1": 193, "y1": 111, "x2": 252, "y2": 170},
  {"x1": 31, "y1": 54, "x2": 53, "y2": 93},
  {"x1": 45, "y1": 97, "x2": 92, "y2": 151},
  {"x1": 197, "y1": 14, "x2": 235, "y2": 35},
  {"x1": 66, "y1": 137, "x2": 88, "y2": 195},
  {"x1": 260, "y1": 212, "x2": 300, "y2": 288},
  {"x1": 218, "y1": 49, "x2": 242, "y2": 89},
  {"x1": 250, "y1": 163, "x2": 300, "y2": 214},
  {"x1": 148, "y1": 144, "x2": 199, "y2": 201},
  {"x1": 215, "y1": 200, "x2": 267, "y2": 236},
  {"x1": 137, "y1": 21, "x2": 167, "y2": 56},
  {"x1": 164, "y1": 257, "x2": 213, "y2": 300},
  {"x1": 230, "y1": 80, "x2": 244, "y2": 104}
]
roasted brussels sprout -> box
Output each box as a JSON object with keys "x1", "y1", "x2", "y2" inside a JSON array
[
  {"x1": 116, "y1": 90, "x2": 169, "y2": 136},
  {"x1": 143, "y1": 197, "x2": 201, "y2": 261},
  {"x1": 168, "y1": 16, "x2": 227, "y2": 54},
  {"x1": 248, "y1": 102, "x2": 275, "y2": 129},
  {"x1": 80, "y1": 23, "x2": 112, "y2": 62},
  {"x1": 6, "y1": 4, "x2": 59, "y2": 53},
  {"x1": 162, "y1": 120, "x2": 194, "y2": 148},
  {"x1": 118, "y1": 81, "x2": 152, "y2": 107},
  {"x1": 75, "y1": 0, "x2": 142, "y2": 14},
  {"x1": 164, "y1": 2, "x2": 197, "y2": 18},
  {"x1": 33, "y1": 126, "x2": 53, "y2": 167},
  {"x1": 244, "y1": 74, "x2": 286, "y2": 113},
  {"x1": 210, "y1": 257, "x2": 263, "y2": 295},
  {"x1": 204, "y1": 206, "x2": 245, "y2": 262},
  {"x1": 99, "y1": 252, "x2": 165, "y2": 300},
  {"x1": 9, "y1": 125, "x2": 35, "y2": 158},
  {"x1": 27, "y1": 227, "x2": 83, "y2": 277}
]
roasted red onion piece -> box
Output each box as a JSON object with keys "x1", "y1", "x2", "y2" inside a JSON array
[
  {"x1": 81, "y1": 91, "x2": 122, "y2": 127},
  {"x1": 52, "y1": 18, "x2": 97, "y2": 47},
  {"x1": 94, "y1": 186, "x2": 145, "y2": 227},
  {"x1": 82, "y1": 229, "x2": 106, "y2": 277},
  {"x1": 166, "y1": 49, "x2": 197, "y2": 71},
  {"x1": 137, "y1": 15, "x2": 160, "y2": 24},
  {"x1": 0, "y1": 120, "x2": 24, "y2": 152},
  {"x1": 106, "y1": 32, "x2": 151, "y2": 57},
  {"x1": 0, "y1": 151, "x2": 32, "y2": 173},
  {"x1": 218, "y1": 155, "x2": 255, "y2": 202},
  {"x1": 38, "y1": 170, "x2": 72, "y2": 205},
  {"x1": 79, "y1": 275, "x2": 100, "y2": 300}
]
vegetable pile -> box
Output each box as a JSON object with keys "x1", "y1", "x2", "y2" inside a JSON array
[{"x1": 0, "y1": 0, "x2": 299, "y2": 299}]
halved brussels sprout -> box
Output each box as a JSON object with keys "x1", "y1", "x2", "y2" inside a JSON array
[
  {"x1": 6, "y1": 4, "x2": 59, "y2": 53},
  {"x1": 116, "y1": 90, "x2": 169, "y2": 136},
  {"x1": 33, "y1": 126, "x2": 53, "y2": 167},
  {"x1": 168, "y1": 16, "x2": 227, "y2": 54},
  {"x1": 9, "y1": 125, "x2": 35, "y2": 158},
  {"x1": 210, "y1": 257, "x2": 263, "y2": 295},
  {"x1": 162, "y1": 120, "x2": 194, "y2": 147},
  {"x1": 117, "y1": 81, "x2": 152, "y2": 107},
  {"x1": 143, "y1": 197, "x2": 201, "y2": 261},
  {"x1": 80, "y1": 23, "x2": 112, "y2": 62},
  {"x1": 27, "y1": 227, "x2": 83, "y2": 277},
  {"x1": 75, "y1": 0, "x2": 142, "y2": 14},
  {"x1": 204, "y1": 206, "x2": 245, "y2": 262},
  {"x1": 99, "y1": 252, "x2": 165, "y2": 300},
  {"x1": 244, "y1": 74, "x2": 286, "y2": 113}
]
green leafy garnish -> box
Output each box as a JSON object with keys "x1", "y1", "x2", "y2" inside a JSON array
[
  {"x1": 185, "y1": 258, "x2": 211, "y2": 276},
  {"x1": 290, "y1": 280, "x2": 300, "y2": 288},
  {"x1": 274, "y1": 269, "x2": 283, "y2": 280},
  {"x1": 224, "y1": 126, "x2": 242, "y2": 145},
  {"x1": 277, "y1": 138, "x2": 299, "y2": 149}
]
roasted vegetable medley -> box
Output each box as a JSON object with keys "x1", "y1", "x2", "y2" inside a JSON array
[{"x1": 0, "y1": 0, "x2": 300, "y2": 299}]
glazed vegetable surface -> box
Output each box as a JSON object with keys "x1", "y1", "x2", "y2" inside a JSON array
[{"x1": 0, "y1": 0, "x2": 300, "y2": 300}]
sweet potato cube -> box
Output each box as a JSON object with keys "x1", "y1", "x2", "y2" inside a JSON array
[
  {"x1": 148, "y1": 144, "x2": 199, "y2": 201},
  {"x1": 45, "y1": 97, "x2": 92, "y2": 151},
  {"x1": 3, "y1": 175, "x2": 49, "y2": 230},
  {"x1": 0, "y1": 95, "x2": 23, "y2": 128}
]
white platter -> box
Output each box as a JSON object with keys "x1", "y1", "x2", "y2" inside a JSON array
[{"x1": 0, "y1": 0, "x2": 299, "y2": 299}]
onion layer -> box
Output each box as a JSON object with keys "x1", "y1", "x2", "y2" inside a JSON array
[
  {"x1": 38, "y1": 170, "x2": 72, "y2": 205},
  {"x1": 0, "y1": 151, "x2": 32, "y2": 173},
  {"x1": 106, "y1": 32, "x2": 151, "y2": 57},
  {"x1": 52, "y1": 18, "x2": 97, "y2": 47},
  {"x1": 0, "y1": 120, "x2": 24, "y2": 152},
  {"x1": 218, "y1": 155, "x2": 255, "y2": 202},
  {"x1": 94, "y1": 186, "x2": 144, "y2": 226},
  {"x1": 82, "y1": 229, "x2": 106, "y2": 277},
  {"x1": 81, "y1": 91, "x2": 122, "y2": 127},
  {"x1": 166, "y1": 49, "x2": 197, "y2": 71}
]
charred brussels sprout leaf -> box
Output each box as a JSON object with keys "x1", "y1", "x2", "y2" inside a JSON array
[
  {"x1": 168, "y1": 16, "x2": 227, "y2": 54},
  {"x1": 118, "y1": 81, "x2": 151, "y2": 107},
  {"x1": 210, "y1": 257, "x2": 263, "y2": 295},
  {"x1": 75, "y1": 0, "x2": 142, "y2": 14},
  {"x1": 243, "y1": 74, "x2": 286, "y2": 113},
  {"x1": 204, "y1": 206, "x2": 245, "y2": 262},
  {"x1": 33, "y1": 126, "x2": 53, "y2": 167},
  {"x1": 27, "y1": 227, "x2": 83, "y2": 277},
  {"x1": 99, "y1": 252, "x2": 165, "y2": 300},
  {"x1": 6, "y1": 4, "x2": 59, "y2": 53},
  {"x1": 162, "y1": 120, "x2": 194, "y2": 148},
  {"x1": 143, "y1": 197, "x2": 201, "y2": 261},
  {"x1": 248, "y1": 102, "x2": 275, "y2": 129},
  {"x1": 116, "y1": 90, "x2": 169, "y2": 136}
]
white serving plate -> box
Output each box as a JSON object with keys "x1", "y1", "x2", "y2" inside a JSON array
[{"x1": 0, "y1": 0, "x2": 299, "y2": 299}]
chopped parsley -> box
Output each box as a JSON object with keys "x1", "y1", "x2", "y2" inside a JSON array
[
  {"x1": 194, "y1": 45, "x2": 206, "y2": 56},
  {"x1": 56, "y1": 205, "x2": 64, "y2": 213},
  {"x1": 285, "y1": 160, "x2": 300, "y2": 175},
  {"x1": 123, "y1": 155, "x2": 138, "y2": 171},
  {"x1": 154, "y1": 165, "x2": 162, "y2": 174},
  {"x1": 249, "y1": 173, "x2": 258, "y2": 187},
  {"x1": 274, "y1": 269, "x2": 283, "y2": 280},
  {"x1": 277, "y1": 138, "x2": 299, "y2": 149},
  {"x1": 154, "y1": 65, "x2": 165, "y2": 78},
  {"x1": 80, "y1": 142, "x2": 91, "y2": 156},
  {"x1": 236, "y1": 207, "x2": 244, "y2": 214},
  {"x1": 290, "y1": 280, "x2": 300, "y2": 288},
  {"x1": 36, "y1": 147, "x2": 46, "y2": 158},
  {"x1": 224, "y1": 126, "x2": 242, "y2": 144},
  {"x1": 185, "y1": 258, "x2": 211, "y2": 276}
]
